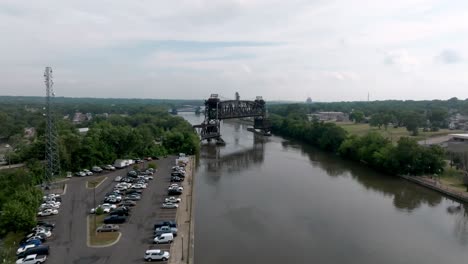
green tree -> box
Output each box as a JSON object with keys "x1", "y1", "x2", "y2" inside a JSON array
[
  {"x1": 0, "y1": 200, "x2": 36, "y2": 232},
  {"x1": 349, "y1": 110, "x2": 365, "y2": 123}
]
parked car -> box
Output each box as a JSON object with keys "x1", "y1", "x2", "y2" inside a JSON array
[
  {"x1": 126, "y1": 189, "x2": 143, "y2": 195},
  {"x1": 16, "y1": 244, "x2": 39, "y2": 255},
  {"x1": 154, "y1": 226, "x2": 178, "y2": 236},
  {"x1": 40, "y1": 204, "x2": 59, "y2": 210},
  {"x1": 127, "y1": 170, "x2": 138, "y2": 177},
  {"x1": 103, "y1": 164, "x2": 116, "y2": 170},
  {"x1": 32, "y1": 228, "x2": 51, "y2": 238},
  {"x1": 103, "y1": 215, "x2": 127, "y2": 224},
  {"x1": 96, "y1": 224, "x2": 120, "y2": 232},
  {"x1": 110, "y1": 209, "x2": 129, "y2": 216},
  {"x1": 36, "y1": 221, "x2": 55, "y2": 230},
  {"x1": 168, "y1": 186, "x2": 183, "y2": 192},
  {"x1": 154, "y1": 221, "x2": 177, "y2": 229},
  {"x1": 131, "y1": 183, "x2": 147, "y2": 189},
  {"x1": 124, "y1": 195, "x2": 141, "y2": 201},
  {"x1": 75, "y1": 171, "x2": 86, "y2": 177},
  {"x1": 153, "y1": 233, "x2": 174, "y2": 244},
  {"x1": 145, "y1": 157, "x2": 153, "y2": 161},
  {"x1": 91, "y1": 166, "x2": 103, "y2": 173},
  {"x1": 15, "y1": 253, "x2": 47, "y2": 264},
  {"x1": 37, "y1": 209, "x2": 58, "y2": 217},
  {"x1": 115, "y1": 176, "x2": 122, "y2": 182},
  {"x1": 165, "y1": 197, "x2": 181, "y2": 203},
  {"x1": 168, "y1": 189, "x2": 182, "y2": 195},
  {"x1": 162, "y1": 202, "x2": 179, "y2": 209},
  {"x1": 104, "y1": 197, "x2": 120, "y2": 204},
  {"x1": 121, "y1": 200, "x2": 137, "y2": 207},
  {"x1": 171, "y1": 171, "x2": 185, "y2": 177},
  {"x1": 144, "y1": 249, "x2": 170, "y2": 262},
  {"x1": 16, "y1": 245, "x2": 50, "y2": 259},
  {"x1": 90, "y1": 203, "x2": 117, "y2": 214},
  {"x1": 171, "y1": 176, "x2": 183, "y2": 182},
  {"x1": 83, "y1": 169, "x2": 93, "y2": 176}
]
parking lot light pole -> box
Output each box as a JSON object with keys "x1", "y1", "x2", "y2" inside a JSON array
[{"x1": 93, "y1": 182, "x2": 96, "y2": 231}]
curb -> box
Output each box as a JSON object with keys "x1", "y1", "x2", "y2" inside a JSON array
[
  {"x1": 86, "y1": 215, "x2": 122, "y2": 248},
  {"x1": 86, "y1": 177, "x2": 108, "y2": 189}
]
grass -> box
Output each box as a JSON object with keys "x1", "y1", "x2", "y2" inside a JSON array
[
  {"x1": 0, "y1": 231, "x2": 26, "y2": 262},
  {"x1": 439, "y1": 167, "x2": 467, "y2": 193},
  {"x1": 86, "y1": 175, "x2": 107, "y2": 189},
  {"x1": 88, "y1": 214, "x2": 120, "y2": 246},
  {"x1": 337, "y1": 122, "x2": 463, "y2": 143}
]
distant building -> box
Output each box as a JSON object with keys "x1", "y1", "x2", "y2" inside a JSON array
[
  {"x1": 307, "y1": 112, "x2": 349, "y2": 122},
  {"x1": 306, "y1": 97, "x2": 312, "y2": 104},
  {"x1": 449, "y1": 113, "x2": 468, "y2": 130},
  {"x1": 78, "y1": 128, "x2": 89, "y2": 134},
  {"x1": 72, "y1": 112, "x2": 92, "y2": 124}
]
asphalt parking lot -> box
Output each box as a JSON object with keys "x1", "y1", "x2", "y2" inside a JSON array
[{"x1": 43, "y1": 157, "x2": 178, "y2": 264}]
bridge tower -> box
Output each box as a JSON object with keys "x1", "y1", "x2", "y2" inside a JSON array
[{"x1": 193, "y1": 93, "x2": 271, "y2": 143}]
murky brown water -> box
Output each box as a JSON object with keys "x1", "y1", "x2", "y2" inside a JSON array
[{"x1": 180, "y1": 113, "x2": 468, "y2": 264}]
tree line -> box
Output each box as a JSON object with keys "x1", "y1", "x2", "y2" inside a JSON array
[
  {"x1": 270, "y1": 113, "x2": 445, "y2": 176},
  {"x1": 268, "y1": 97, "x2": 466, "y2": 135},
  {"x1": 9, "y1": 109, "x2": 199, "y2": 172}
]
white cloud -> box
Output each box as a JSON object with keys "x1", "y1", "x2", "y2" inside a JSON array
[{"x1": 1, "y1": 0, "x2": 468, "y2": 101}]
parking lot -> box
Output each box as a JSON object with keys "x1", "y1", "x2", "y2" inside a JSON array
[{"x1": 39, "y1": 157, "x2": 179, "y2": 264}]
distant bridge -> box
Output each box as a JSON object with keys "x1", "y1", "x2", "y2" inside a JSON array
[{"x1": 193, "y1": 93, "x2": 271, "y2": 143}]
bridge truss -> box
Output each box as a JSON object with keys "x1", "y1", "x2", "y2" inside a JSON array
[{"x1": 193, "y1": 93, "x2": 271, "y2": 142}]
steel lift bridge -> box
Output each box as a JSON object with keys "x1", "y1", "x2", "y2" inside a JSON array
[{"x1": 193, "y1": 93, "x2": 271, "y2": 143}]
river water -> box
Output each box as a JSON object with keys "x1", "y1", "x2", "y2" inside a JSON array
[{"x1": 179, "y1": 113, "x2": 468, "y2": 264}]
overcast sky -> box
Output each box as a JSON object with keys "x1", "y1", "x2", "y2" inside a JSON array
[{"x1": 1, "y1": 0, "x2": 468, "y2": 101}]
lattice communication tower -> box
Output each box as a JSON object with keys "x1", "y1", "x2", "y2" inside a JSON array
[{"x1": 44, "y1": 67, "x2": 60, "y2": 184}]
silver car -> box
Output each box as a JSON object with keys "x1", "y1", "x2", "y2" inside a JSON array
[{"x1": 162, "y1": 202, "x2": 179, "y2": 209}]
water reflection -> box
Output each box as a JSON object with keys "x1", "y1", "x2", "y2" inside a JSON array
[
  {"x1": 282, "y1": 140, "x2": 443, "y2": 211},
  {"x1": 201, "y1": 133, "x2": 265, "y2": 177},
  {"x1": 447, "y1": 203, "x2": 468, "y2": 245}
]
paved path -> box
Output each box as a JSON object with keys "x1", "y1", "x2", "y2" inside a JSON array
[{"x1": 169, "y1": 157, "x2": 195, "y2": 264}]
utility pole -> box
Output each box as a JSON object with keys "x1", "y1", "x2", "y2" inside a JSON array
[{"x1": 44, "y1": 67, "x2": 60, "y2": 186}]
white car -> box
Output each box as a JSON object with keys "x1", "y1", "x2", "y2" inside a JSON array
[
  {"x1": 40, "y1": 203, "x2": 59, "y2": 210},
  {"x1": 103, "y1": 164, "x2": 116, "y2": 170},
  {"x1": 37, "y1": 209, "x2": 58, "y2": 216},
  {"x1": 42, "y1": 194, "x2": 60, "y2": 200},
  {"x1": 144, "y1": 249, "x2": 170, "y2": 261},
  {"x1": 131, "y1": 183, "x2": 147, "y2": 189},
  {"x1": 162, "y1": 202, "x2": 179, "y2": 209},
  {"x1": 114, "y1": 176, "x2": 122, "y2": 182},
  {"x1": 34, "y1": 229, "x2": 52, "y2": 238},
  {"x1": 75, "y1": 171, "x2": 86, "y2": 177},
  {"x1": 15, "y1": 254, "x2": 47, "y2": 264},
  {"x1": 165, "y1": 197, "x2": 181, "y2": 203},
  {"x1": 90, "y1": 203, "x2": 117, "y2": 213},
  {"x1": 83, "y1": 169, "x2": 93, "y2": 176},
  {"x1": 168, "y1": 186, "x2": 183, "y2": 192},
  {"x1": 16, "y1": 244, "x2": 38, "y2": 254}
]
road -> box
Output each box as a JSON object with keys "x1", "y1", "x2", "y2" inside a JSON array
[{"x1": 43, "y1": 157, "x2": 177, "y2": 264}]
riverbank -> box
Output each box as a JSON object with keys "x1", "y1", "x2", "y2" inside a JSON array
[
  {"x1": 169, "y1": 156, "x2": 195, "y2": 264},
  {"x1": 400, "y1": 175, "x2": 468, "y2": 203}
]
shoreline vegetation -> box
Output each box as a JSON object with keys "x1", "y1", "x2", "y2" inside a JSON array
[{"x1": 269, "y1": 114, "x2": 468, "y2": 200}]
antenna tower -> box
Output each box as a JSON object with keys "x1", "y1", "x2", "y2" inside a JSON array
[{"x1": 44, "y1": 67, "x2": 60, "y2": 184}]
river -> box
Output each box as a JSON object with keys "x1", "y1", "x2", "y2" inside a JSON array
[{"x1": 179, "y1": 113, "x2": 468, "y2": 264}]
